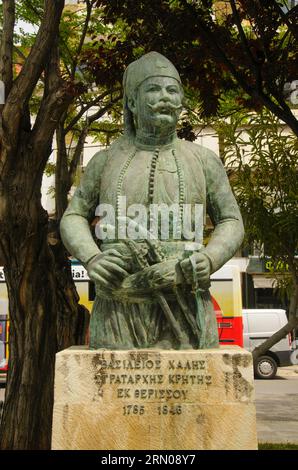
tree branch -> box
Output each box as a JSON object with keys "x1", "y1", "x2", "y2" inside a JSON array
[
  {"x1": 252, "y1": 316, "x2": 298, "y2": 361},
  {"x1": 66, "y1": 92, "x2": 121, "y2": 191},
  {"x1": 64, "y1": 88, "x2": 120, "y2": 134},
  {"x1": 68, "y1": 127, "x2": 88, "y2": 190},
  {"x1": 257, "y1": 90, "x2": 298, "y2": 136},
  {"x1": 59, "y1": 36, "x2": 75, "y2": 77},
  {"x1": 89, "y1": 126, "x2": 121, "y2": 134},
  {"x1": 31, "y1": 84, "x2": 73, "y2": 167},
  {"x1": 44, "y1": 36, "x2": 61, "y2": 98},
  {"x1": 11, "y1": 0, "x2": 64, "y2": 101},
  {"x1": 176, "y1": 0, "x2": 298, "y2": 135},
  {"x1": 13, "y1": 45, "x2": 27, "y2": 63},
  {"x1": 2, "y1": 0, "x2": 65, "y2": 141},
  {"x1": 230, "y1": 0, "x2": 262, "y2": 92},
  {"x1": 71, "y1": 0, "x2": 93, "y2": 78},
  {"x1": 86, "y1": 93, "x2": 121, "y2": 124},
  {"x1": 271, "y1": 1, "x2": 298, "y2": 41},
  {"x1": 0, "y1": 0, "x2": 15, "y2": 96},
  {"x1": 55, "y1": 119, "x2": 69, "y2": 220},
  {"x1": 190, "y1": 10, "x2": 298, "y2": 135},
  {"x1": 30, "y1": 23, "x2": 73, "y2": 168},
  {"x1": 22, "y1": 0, "x2": 43, "y2": 23},
  {"x1": 252, "y1": 278, "x2": 298, "y2": 361}
]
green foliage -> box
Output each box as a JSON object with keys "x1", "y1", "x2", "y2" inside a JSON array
[
  {"x1": 258, "y1": 442, "x2": 298, "y2": 450},
  {"x1": 45, "y1": 162, "x2": 56, "y2": 177},
  {"x1": 88, "y1": 120, "x2": 122, "y2": 145},
  {"x1": 9, "y1": 0, "x2": 130, "y2": 218},
  {"x1": 177, "y1": 85, "x2": 248, "y2": 141},
  {"x1": 14, "y1": 0, "x2": 43, "y2": 46},
  {"x1": 218, "y1": 111, "x2": 298, "y2": 284},
  {"x1": 11, "y1": 1, "x2": 122, "y2": 132},
  {"x1": 94, "y1": 0, "x2": 298, "y2": 135},
  {"x1": 15, "y1": 0, "x2": 43, "y2": 25}
]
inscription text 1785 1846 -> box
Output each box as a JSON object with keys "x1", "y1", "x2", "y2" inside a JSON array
[{"x1": 93, "y1": 355, "x2": 213, "y2": 416}]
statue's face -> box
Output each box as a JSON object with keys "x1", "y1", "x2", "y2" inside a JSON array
[{"x1": 129, "y1": 76, "x2": 183, "y2": 133}]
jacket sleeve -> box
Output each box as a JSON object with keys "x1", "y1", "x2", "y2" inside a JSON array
[
  {"x1": 60, "y1": 150, "x2": 108, "y2": 265},
  {"x1": 201, "y1": 147, "x2": 244, "y2": 273}
]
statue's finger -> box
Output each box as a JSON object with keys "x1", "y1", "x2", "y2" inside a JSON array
[
  {"x1": 92, "y1": 265, "x2": 119, "y2": 284},
  {"x1": 194, "y1": 257, "x2": 208, "y2": 266},
  {"x1": 196, "y1": 267, "x2": 209, "y2": 278},
  {"x1": 195, "y1": 263, "x2": 209, "y2": 271},
  {"x1": 104, "y1": 249, "x2": 124, "y2": 258},
  {"x1": 104, "y1": 255, "x2": 131, "y2": 270},
  {"x1": 100, "y1": 259, "x2": 130, "y2": 277},
  {"x1": 89, "y1": 272, "x2": 110, "y2": 287}
]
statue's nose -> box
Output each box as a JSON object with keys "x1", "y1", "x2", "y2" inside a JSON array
[{"x1": 159, "y1": 88, "x2": 171, "y2": 101}]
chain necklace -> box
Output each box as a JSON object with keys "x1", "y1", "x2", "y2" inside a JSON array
[
  {"x1": 116, "y1": 146, "x2": 185, "y2": 230},
  {"x1": 116, "y1": 148, "x2": 137, "y2": 221},
  {"x1": 172, "y1": 148, "x2": 185, "y2": 230}
]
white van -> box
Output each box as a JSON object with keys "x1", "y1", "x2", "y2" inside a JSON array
[{"x1": 243, "y1": 309, "x2": 294, "y2": 379}]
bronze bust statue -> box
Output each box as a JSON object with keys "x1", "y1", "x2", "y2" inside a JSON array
[{"x1": 60, "y1": 52, "x2": 244, "y2": 350}]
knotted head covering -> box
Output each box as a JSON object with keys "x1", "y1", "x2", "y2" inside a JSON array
[{"x1": 123, "y1": 52, "x2": 182, "y2": 137}]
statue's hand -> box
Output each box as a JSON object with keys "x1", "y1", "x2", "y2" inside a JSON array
[
  {"x1": 86, "y1": 249, "x2": 131, "y2": 288},
  {"x1": 144, "y1": 259, "x2": 179, "y2": 288},
  {"x1": 121, "y1": 259, "x2": 181, "y2": 291},
  {"x1": 180, "y1": 252, "x2": 211, "y2": 290}
]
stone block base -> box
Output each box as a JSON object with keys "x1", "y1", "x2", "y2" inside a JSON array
[{"x1": 51, "y1": 346, "x2": 257, "y2": 450}]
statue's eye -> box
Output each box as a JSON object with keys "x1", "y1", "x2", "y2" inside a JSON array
[
  {"x1": 167, "y1": 87, "x2": 179, "y2": 94},
  {"x1": 146, "y1": 85, "x2": 160, "y2": 92}
]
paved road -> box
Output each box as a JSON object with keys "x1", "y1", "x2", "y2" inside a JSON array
[{"x1": 255, "y1": 366, "x2": 298, "y2": 444}]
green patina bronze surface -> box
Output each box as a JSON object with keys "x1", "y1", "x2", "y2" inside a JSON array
[{"x1": 60, "y1": 52, "x2": 244, "y2": 350}]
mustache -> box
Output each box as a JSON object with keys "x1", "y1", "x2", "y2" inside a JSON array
[{"x1": 147, "y1": 102, "x2": 183, "y2": 112}]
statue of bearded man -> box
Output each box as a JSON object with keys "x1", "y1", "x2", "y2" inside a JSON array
[{"x1": 60, "y1": 52, "x2": 244, "y2": 350}]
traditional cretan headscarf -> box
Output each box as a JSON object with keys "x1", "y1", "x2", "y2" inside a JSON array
[{"x1": 123, "y1": 51, "x2": 182, "y2": 137}]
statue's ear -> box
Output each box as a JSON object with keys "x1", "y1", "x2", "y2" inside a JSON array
[{"x1": 127, "y1": 96, "x2": 137, "y2": 114}]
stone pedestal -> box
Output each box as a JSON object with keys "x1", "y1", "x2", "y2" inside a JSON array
[{"x1": 51, "y1": 346, "x2": 258, "y2": 450}]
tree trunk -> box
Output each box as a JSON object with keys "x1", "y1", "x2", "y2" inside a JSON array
[
  {"x1": 49, "y1": 221, "x2": 89, "y2": 351},
  {"x1": 54, "y1": 119, "x2": 90, "y2": 350},
  {"x1": 0, "y1": 0, "x2": 87, "y2": 449},
  {"x1": 252, "y1": 275, "x2": 298, "y2": 361},
  {"x1": 55, "y1": 121, "x2": 70, "y2": 222},
  {"x1": 0, "y1": 143, "x2": 57, "y2": 449},
  {"x1": 0, "y1": 132, "x2": 90, "y2": 448}
]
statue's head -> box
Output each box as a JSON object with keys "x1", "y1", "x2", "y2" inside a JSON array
[{"x1": 123, "y1": 52, "x2": 183, "y2": 137}]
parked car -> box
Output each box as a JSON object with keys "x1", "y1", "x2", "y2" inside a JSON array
[
  {"x1": 243, "y1": 308, "x2": 295, "y2": 379},
  {"x1": 290, "y1": 341, "x2": 298, "y2": 365}
]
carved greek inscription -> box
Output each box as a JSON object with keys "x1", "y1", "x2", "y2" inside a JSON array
[
  {"x1": 168, "y1": 374, "x2": 212, "y2": 385},
  {"x1": 94, "y1": 356, "x2": 212, "y2": 416},
  {"x1": 134, "y1": 389, "x2": 188, "y2": 400},
  {"x1": 109, "y1": 374, "x2": 164, "y2": 385},
  {"x1": 168, "y1": 360, "x2": 206, "y2": 370},
  {"x1": 95, "y1": 358, "x2": 162, "y2": 370}
]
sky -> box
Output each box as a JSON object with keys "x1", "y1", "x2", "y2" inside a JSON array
[{"x1": 15, "y1": 19, "x2": 38, "y2": 35}]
